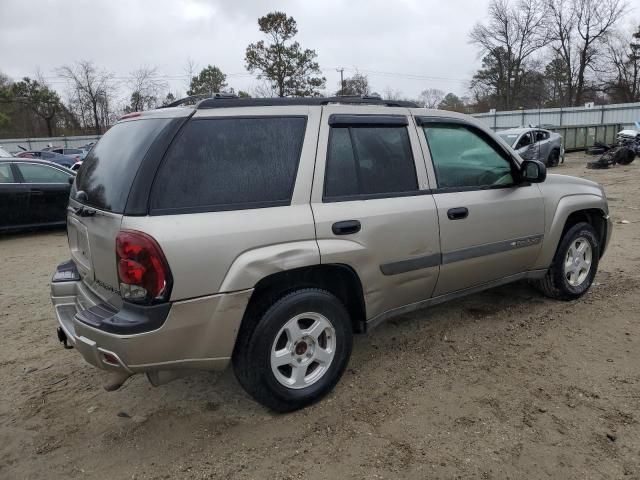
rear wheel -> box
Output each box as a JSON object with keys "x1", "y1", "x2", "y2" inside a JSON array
[
  {"x1": 233, "y1": 289, "x2": 353, "y2": 412},
  {"x1": 533, "y1": 222, "x2": 600, "y2": 300},
  {"x1": 547, "y1": 149, "x2": 560, "y2": 167}
]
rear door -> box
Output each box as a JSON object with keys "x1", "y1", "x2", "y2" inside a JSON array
[
  {"x1": 14, "y1": 162, "x2": 72, "y2": 225},
  {"x1": 0, "y1": 163, "x2": 30, "y2": 229},
  {"x1": 534, "y1": 130, "x2": 552, "y2": 163},
  {"x1": 415, "y1": 116, "x2": 544, "y2": 296},
  {"x1": 310, "y1": 106, "x2": 440, "y2": 321}
]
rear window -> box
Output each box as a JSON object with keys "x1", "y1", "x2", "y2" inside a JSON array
[
  {"x1": 150, "y1": 117, "x2": 306, "y2": 214},
  {"x1": 72, "y1": 118, "x2": 171, "y2": 212}
]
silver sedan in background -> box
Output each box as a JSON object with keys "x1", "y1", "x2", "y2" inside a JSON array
[{"x1": 497, "y1": 127, "x2": 564, "y2": 167}]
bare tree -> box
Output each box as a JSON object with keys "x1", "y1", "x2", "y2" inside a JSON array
[
  {"x1": 418, "y1": 88, "x2": 445, "y2": 108},
  {"x1": 383, "y1": 86, "x2": 402, "y2": 101},
  {"x1": 470, "y1": 0, "x2": 548, "y2": 109},
  {"x1": 183, "y1": 57, "x2": 198, "y2": 93},
  {"x1": 126, "y1": 66, "x2": 168, "y2": 112},
  {"x1": 250, "y1": 80, "x2": 278, "y2": 98},
  {"x1": 602, "y1": 25, "x2": 640, "y2": 102},
  {"x1": 547, "y1": 0, "x2": 627, "y2": 105},
  {"x1": 58, "y1": 60, "x2": 114, "y2": 134}
]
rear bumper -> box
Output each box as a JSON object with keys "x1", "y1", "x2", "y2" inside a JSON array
[{"x1": 51, "y1": 261, "x2": 252, "y2": 374}]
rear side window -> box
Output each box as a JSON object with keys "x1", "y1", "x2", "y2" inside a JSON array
[
  {"x1": 150, "y1": 117, "x2": 306, "y2": 214},
  {"x1": 73, "y1": 118, "x2": 172, "y2": 212},
  {"x1": 324, "y1": 126, "x2": 417, "y2": 200},
  {"x1": 0, "y1": 164, "x2": 14, "y2": 183},
  {"x1": 17, "y1": 163, "x2": 70, "y2": 183}
]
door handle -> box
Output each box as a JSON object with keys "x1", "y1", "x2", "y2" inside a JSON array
[
  {"x1": 30, "y1": 190, "x2": 44, "y2": 196},
  {"x1": 332, "y1": 220, "x2": 361, "y2": 235},
  {"x1": 447, "y1": 207, "x2": 468, "y2": 220}
]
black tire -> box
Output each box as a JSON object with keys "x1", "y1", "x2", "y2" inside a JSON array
[
  {"x1": 532, "y1": 222, "x2": 600, "y2": 300},
  {"x1": 232, "y1": 289, "x2": 353, "y2": 412},
  {"x1": 615, "y1": 146, "x2": 636, "y2": 165},
  {"x1": 547, "y1": 149, "x2": 560, "y2": 167}
]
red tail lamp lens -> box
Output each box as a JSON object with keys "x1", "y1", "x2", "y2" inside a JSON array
[{"x1": 115, "y1": 230, "x2": 172, "y2": 303}]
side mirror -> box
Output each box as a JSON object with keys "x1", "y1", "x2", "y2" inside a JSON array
[
  {"x1": 68, "y1": 176, "x2": 75, "y2": 185},
  {"x1": 521, "y1": 159, "x2": 546, "y2": 183}
]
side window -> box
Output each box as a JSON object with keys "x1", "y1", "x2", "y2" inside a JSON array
[
  {"x1": 324, "y1": 125, "x2": 418, "y2": 200},
  {"x1": 422, "y1": 124, "x2": 514, "y2": 189},
  {"x1": 515, "y1": 133, "x2": 532, "y2": 149},
  {"x1": 17, "y1": 163, "x2": 70, "y2": 183},
  {"x1": 535, "y1": 131, "x2": 549, "y2": 142},
  {"x1": 0, "y1": 164, "x2": 14, "y2": 183},
  {"x1": 150, "y1": 117, "x2": 306, "y2": 213}
]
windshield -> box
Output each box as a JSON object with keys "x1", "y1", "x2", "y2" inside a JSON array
[
  {"x1": 497, "y1": 132, "x2": 520, "y2": 147},
  {"x1": 72, "y1": 118, "x2": 171, "y2": 213}
]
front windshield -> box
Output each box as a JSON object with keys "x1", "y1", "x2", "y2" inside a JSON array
[{"x1": 497, "y1": 132, "x2": 520, "y2": 147}]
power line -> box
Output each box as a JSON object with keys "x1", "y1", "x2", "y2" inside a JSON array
[{"x1": 21, "y1": 67, "x2": 469, "y2": 85}]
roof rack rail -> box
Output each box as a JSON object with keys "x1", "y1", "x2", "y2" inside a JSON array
[
  {"x1": 162, "y1": 92, "x2": 239, "y2": 108},
  {"x1": 196, "y1": 95, "x2": 419, "y2": 109}
]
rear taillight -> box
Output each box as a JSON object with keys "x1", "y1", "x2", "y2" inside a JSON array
[{"x1": 115, "y1": 230, "x2": 172, "y2": 304}]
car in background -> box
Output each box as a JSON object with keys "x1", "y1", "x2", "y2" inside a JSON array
[
  {"x1": 45, "y1": 147, "x2": 89, "y2": 161},
  {"x1": 16, "y1": 150, "x2": 77, "y2": 169},
  {"x1": 0, "y1": 146, "x2": 12, "y2": 157},
  {"x1": 0, "y1": 158, "x2": 74, "y2": 232},
  {"x1": 497, "y1": 127, "x2": 564, "y2": 167}
]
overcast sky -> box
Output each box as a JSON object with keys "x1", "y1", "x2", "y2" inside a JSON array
[{"x1": 0, "y1": 0, "x2": 493, "y2": 103}]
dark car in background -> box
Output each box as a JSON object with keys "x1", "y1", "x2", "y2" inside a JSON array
[
  {"x1": 0, "y1": 158, "x2": 74, "y2": 231},
  {"x1": 16, "y1": 150, "x2": 78, "y2": 169}
]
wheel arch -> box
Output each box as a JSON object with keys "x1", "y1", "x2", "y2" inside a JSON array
[
  {"x1": 237, "y1": 264, "x2": 367, "y2": 340},
  {"x1": 535, "y1": 196, "x2": 609, "y2": 269}
]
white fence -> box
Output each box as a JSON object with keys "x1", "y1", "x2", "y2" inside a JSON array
[
  {"x1": 473, "y1": 102, "x2": 640, "y2": 130},
  {"x1": 0, "y1": 135, "x2": 101, "y2": 154}
]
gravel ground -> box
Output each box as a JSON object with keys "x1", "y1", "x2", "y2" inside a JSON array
[{"x1": 1, "y1": 152, "x2": 639, "y2": 480}]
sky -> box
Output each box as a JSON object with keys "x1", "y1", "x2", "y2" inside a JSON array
[{"x1": 0, "y1": 0, "x2": 494, "y2": 104}]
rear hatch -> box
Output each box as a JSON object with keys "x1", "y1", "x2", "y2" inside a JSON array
[{"x1": 68, "y1": 117, "x2": 174, "y2": 307}]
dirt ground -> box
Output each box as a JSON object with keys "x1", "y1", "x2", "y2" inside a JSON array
[{"x1": 1, "y1": 152, "x2": 639, "y2": 480}]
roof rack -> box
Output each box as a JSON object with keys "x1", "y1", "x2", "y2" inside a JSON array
[
  {"x1": 192, "y1": 94, "x2": 418, "y2": 110},
  {"x1": 162, "y1": 92, "x2": 239, "y2": 108}
]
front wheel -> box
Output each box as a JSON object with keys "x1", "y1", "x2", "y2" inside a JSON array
[
  {"x1": 233, "y1": 289, "x2": 353, "y2": 412},
  {"x1": 533, "y1": 222, "x2": 600, "y2": 300}
]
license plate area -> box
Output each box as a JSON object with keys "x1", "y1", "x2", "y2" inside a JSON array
[{"x1": 68, "y1": 216, "x2": 93, "y2": 281}]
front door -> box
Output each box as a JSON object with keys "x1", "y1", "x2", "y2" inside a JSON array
[
  {"x1": 310, "y1": 106, "x2": 441, "y2": 320},
  {"x1": 416, "y1": 118, "x2": 545, "y2": 296}
]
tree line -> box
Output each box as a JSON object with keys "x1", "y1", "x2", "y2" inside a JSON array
[{"x1": 1, "y1": 5, "x2": 639, "y2": 139}]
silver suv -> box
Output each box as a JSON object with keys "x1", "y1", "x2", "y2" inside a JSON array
[{"x1": 51, "y1": 95, "x2": 612, "y2": 411}]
